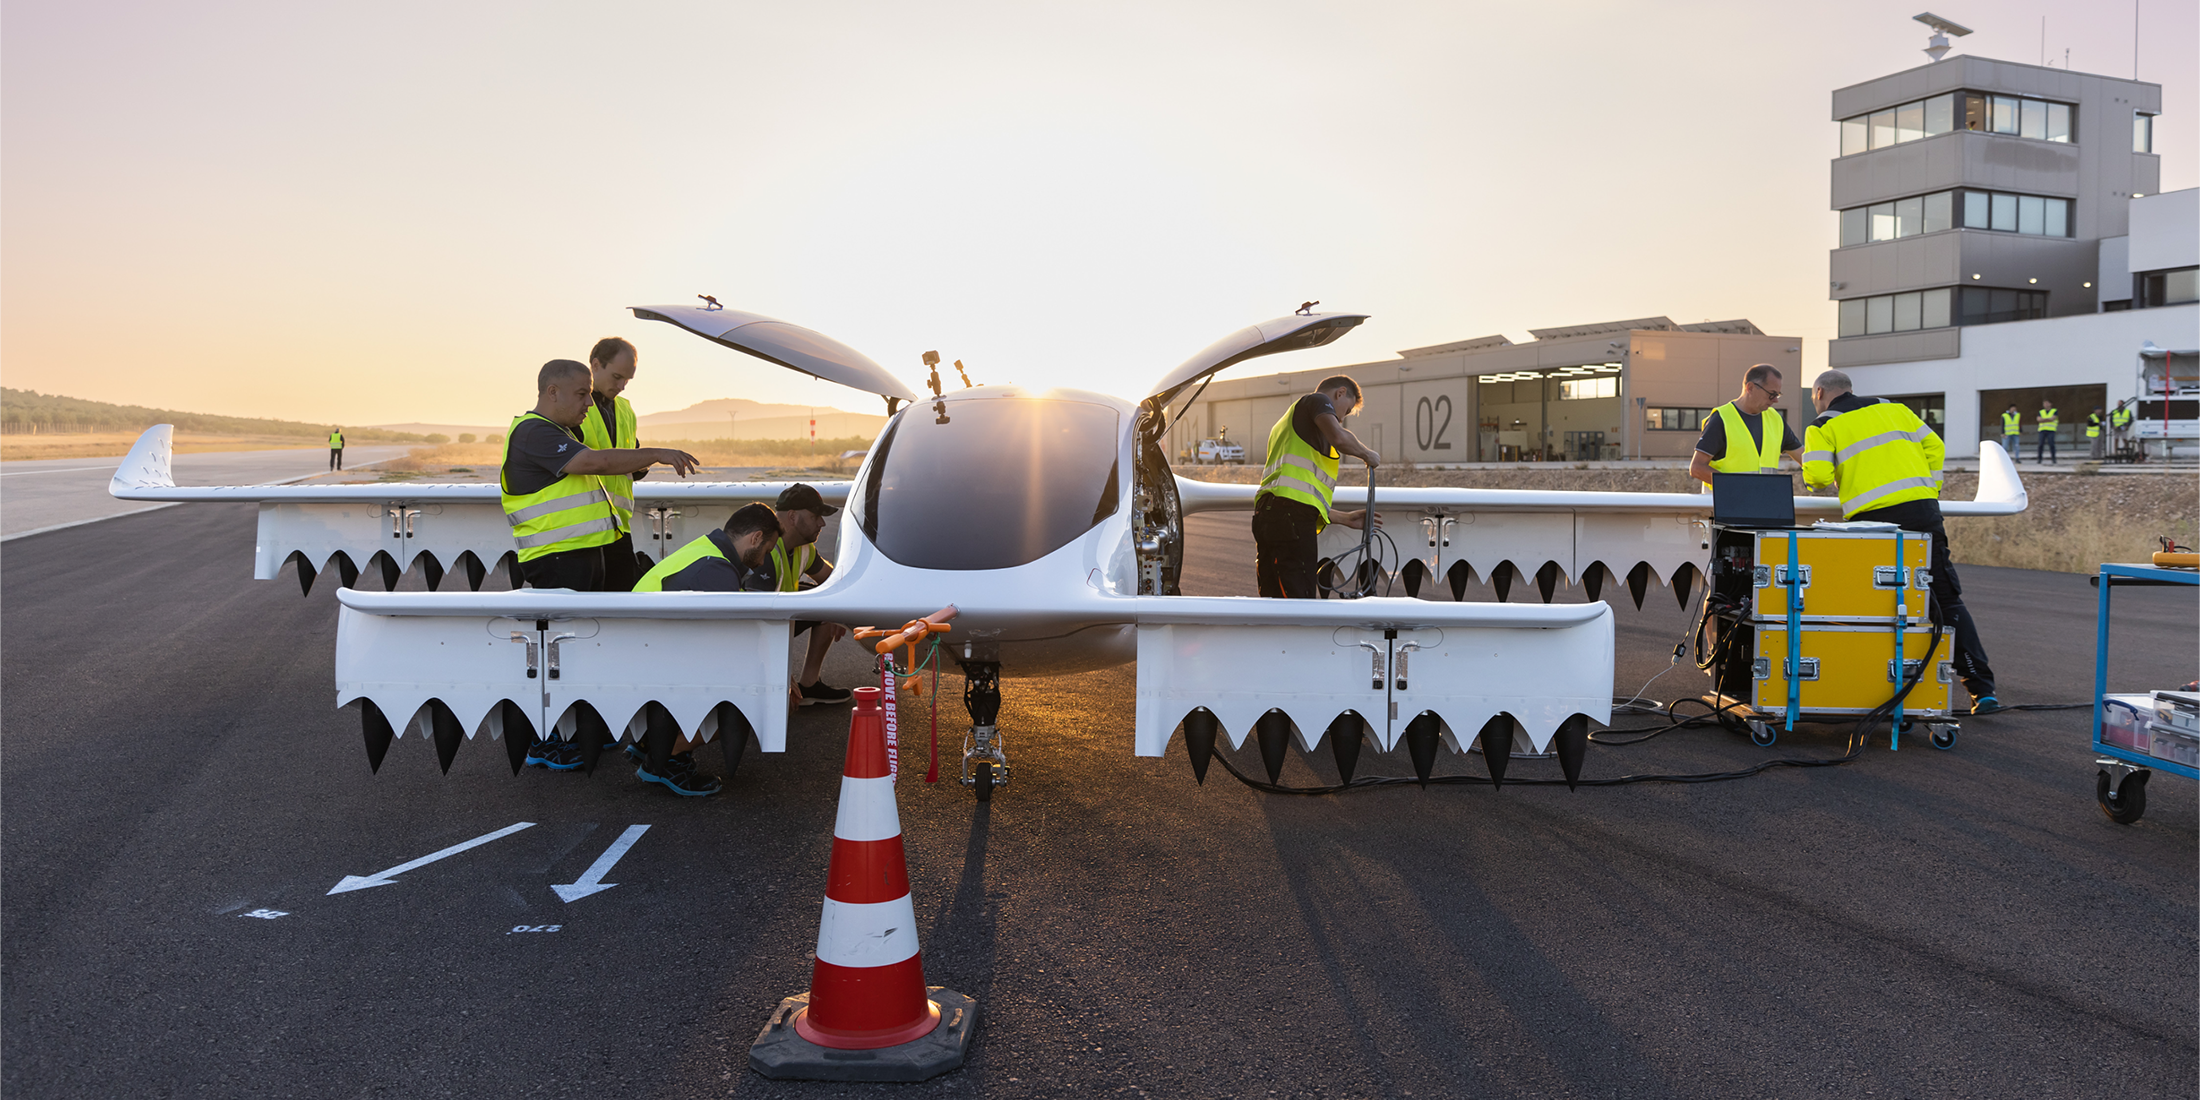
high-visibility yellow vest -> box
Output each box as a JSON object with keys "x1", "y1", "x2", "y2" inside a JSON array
[
  {"x1": 2111, "y1": 406, "x2": 2134, "y2": 428},
  {"x1": 632, "y1": 531, "x2": 728, "y2": 592},
  {"x1": 2038, "y1": 406, "x2": 2058, "y2": 431},
  {"x1": 1697, "y1": 402, "x2": 1784, "y2": 491},
  {"x1": 579, "y1": 395, "x2": 638, "y2": 533},
  {"x1": 1802, "y1": 399, "x2": 1946, "y2": 518},
  {"x1": 2000, "y1": 410, "x2": 2021, "y2": 435},
  {"x1": 768, "y1": 538, "x2": 821, "y2": 593},
  {"x1": 1257, "y1": 402, "x2": 1340, "y2": 527},
  {"x1": 2086, "y1": 413, "x2": 2102, "y2": 439},
  {"x1": 500, "y1": 412, "x2": 620, "y2": 562},
  {"x1": 329, "y1": 430, "x2": 344, "y2": 448}
]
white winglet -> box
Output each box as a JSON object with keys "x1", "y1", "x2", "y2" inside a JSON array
[
  {"x1": 1964, "y1": 439, "x2": 2027, "y2": 515},
  {"x1": 110, "y1": 425, "x2": 175, "y2": 494}
]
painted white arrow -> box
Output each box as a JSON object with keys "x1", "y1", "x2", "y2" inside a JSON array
[
  {"x1": 552, "y1": 824, "x2": 650, "y2": 903},
  {"x1": 327, "y1": 821, "x2": 536, "y2": 895}
]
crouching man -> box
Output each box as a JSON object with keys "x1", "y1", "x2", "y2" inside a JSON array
[
  {"x1": 626, "y1": 502, "x2": 782, "y2": 795},
  {"x1": 769, "y1": 484, "x2": 852, "y2": 706}
]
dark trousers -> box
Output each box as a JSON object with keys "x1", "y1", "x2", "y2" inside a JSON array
[
  {"x1": 2035, "y1": 431, "x2": 2057, "y2": 464},
  {"x1": 1850, "y1": 499, "x2": 1996, "y2": 699},
  {"x1": 1252, "y1": 495, "x2": 1321, "y2": 599},
  {"x1": 329, "y1": 448, "x2": 343, "y2": 470},
  {"x1": 519, "y1": 545, "x2": 607, "y2": 592},
  {"x1": 601, "y1": 531, "x2": 641, "y2": 592}
]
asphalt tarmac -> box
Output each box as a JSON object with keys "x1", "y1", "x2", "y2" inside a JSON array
[{"x1": 3, "y1": 506, "x2": 2194, "y2": 1099}]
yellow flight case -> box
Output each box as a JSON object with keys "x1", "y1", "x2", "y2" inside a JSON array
[
  {"x1": 1749, "y1": 621, "x2": 1953, "y2": 716},
  {"x1": 1734, "y1": 527, "x2": 1932, "y2": 621}
]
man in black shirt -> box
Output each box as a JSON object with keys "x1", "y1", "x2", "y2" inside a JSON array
[
  {"x1": 1687, "y1": 364, "x2": 1803, "y2": 488},
  {"x1": 501, "y1": 359, "x2": 699, "y2": 591}
]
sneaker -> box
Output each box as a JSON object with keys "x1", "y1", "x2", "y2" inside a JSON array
[
  {"x1": 638, "y1": 753, "x2": 720, "y2": 796},
  {"x1": 1970, "y1": 695, "x2": 2006, "y2": 716},
  {"x1": 623, "y1": 742, "x2": 646, "y2": 765},
  {"x1": 524, "y1": 738, "x2": 586, "y2": 770},
  {"x1": 798, "y1": 681, "x2": 853, "y2": 706}
]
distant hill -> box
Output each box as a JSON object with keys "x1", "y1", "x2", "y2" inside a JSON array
[
  {"x1": 633, "y1": 397, "x2": 879, "y2": 430},
  {"x1": 0, "y1": 388, "x2": 427, "y2": 442}
]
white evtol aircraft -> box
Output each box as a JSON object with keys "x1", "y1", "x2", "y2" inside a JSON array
[{"x1": 110, "y1": 304, "x2": 2028, "y2": 798}]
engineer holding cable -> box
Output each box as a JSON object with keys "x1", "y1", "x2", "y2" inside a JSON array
[
  {"x1": 1803, "y1": 370, "x2": 2001, "y2": 716},
  {"x1": 1251, "y1": 375, "x2": 1380, "y2": 598}
]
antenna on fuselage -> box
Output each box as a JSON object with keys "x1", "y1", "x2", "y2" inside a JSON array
[{"x1": 922, "y1": 350, "x2": 943, "y2": 398}]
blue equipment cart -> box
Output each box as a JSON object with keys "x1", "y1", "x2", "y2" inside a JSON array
[{"x1": 2089, "y1": 562, "x2": 2199, "y2": 824}]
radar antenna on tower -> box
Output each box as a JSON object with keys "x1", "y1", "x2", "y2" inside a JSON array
[{"x1": 1914, "y1": 11, "x2": 1973, "y2": 62}]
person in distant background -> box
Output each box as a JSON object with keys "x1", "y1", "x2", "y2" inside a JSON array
[
  {"x1": 328, "y1": 427, "x2": 344, "y2": 471},
  {"x1": 582, "y1": 336, "x2": 648, "y2": 591},
  {"x1": 2087, "y1": 406, "x2": 2106, "y2": 460},
  {"x1": 2034, "y1": 399, "x2": 2059, "y2": 465},
  {"x1": 2000, "y1": 404, "x2": 2022, "y2": 462}
]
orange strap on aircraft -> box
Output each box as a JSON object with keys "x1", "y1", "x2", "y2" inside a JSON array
[{"x1": 853, "y1": 605, "x2": 958, "y2": 656}]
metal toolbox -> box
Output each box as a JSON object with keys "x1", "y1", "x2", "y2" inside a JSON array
[
  {"x1": 2153, "y1": 691, "x2": 2199, "y2": 734},
  {"x1": 1736, "y1": 527, "x2": 1933, "y2": 622},
  {"x1": 1747, "y1": 620, "x2": 1952, "y2": 716}
]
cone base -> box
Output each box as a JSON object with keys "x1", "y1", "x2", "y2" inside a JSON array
[
  {"x1": 794, "y1": 1000, "x2": 941, "y2": 1049},
  {"x1": 750, "y1": 987, "x2": 978, "y2": 1082}
]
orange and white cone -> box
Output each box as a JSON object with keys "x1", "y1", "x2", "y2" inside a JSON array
[
  {"x1": 751, "y1": 687, "x2": 975, "y2": 1080},
  {"x1": 796, "y1": 685, "x2": 937, "y2": 1047}
]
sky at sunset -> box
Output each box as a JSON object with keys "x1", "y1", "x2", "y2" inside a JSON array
[{"x1": 4, "y1": 0, "x2": 2194, "y2": 427}]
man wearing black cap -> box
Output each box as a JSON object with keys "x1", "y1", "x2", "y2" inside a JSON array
[{"x1": 770, "y1": 484, "x2": 852, "y2": 705}]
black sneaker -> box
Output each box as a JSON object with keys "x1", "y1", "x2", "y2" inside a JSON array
[
  {"x1": 798, "y1": 681, "x2": 853, "y2": 706},
  {"x1": 638, "y1": 752, "x2": 720, "y2": 797},
  {"x1": 524, "y1": 738, "x2": 586, "y2": 770}
]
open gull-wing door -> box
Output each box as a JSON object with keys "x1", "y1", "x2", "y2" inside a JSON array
[
  {"x1": 1144, "y1": 310, "x2": 1369, "y2": 410},
  {"x1": 630, "y1": 304, "x2": 917, "y2": 406}
]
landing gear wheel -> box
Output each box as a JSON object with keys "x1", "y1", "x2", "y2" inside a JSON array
[
  {"x1": 973, "y1": 761, "x2": 995, "y2": 803},
  {"x1": 2096, "y1": 768, "x2": 2150, "y2": 824},
  {"x1": 1929, "y1": 726, "x2": 1957, "y2": 750},
  {"x1": 1748, "y1": 720, "x2": 1777, "y2": 747}
]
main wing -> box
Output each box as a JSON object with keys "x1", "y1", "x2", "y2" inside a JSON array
[
  {"x1": 109, "y1": 424, "x2": 848, "y2": 593},
  {"x1": 1176, "y1": 440, "x2": 2027, "y2": 607}
]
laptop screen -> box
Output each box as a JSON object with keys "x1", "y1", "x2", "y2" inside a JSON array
[{"x1": 1711, "y1": 472, "x2": 1796, "y2": 527}]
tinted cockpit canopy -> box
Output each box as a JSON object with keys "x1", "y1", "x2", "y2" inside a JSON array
[{"x1": 861, "y1": 397, "x2": 1121, "y2": 571}]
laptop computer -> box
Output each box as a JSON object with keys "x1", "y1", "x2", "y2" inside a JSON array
[{"x1": 1711, "y1": 471, "x2": 1796, "y2": 528}]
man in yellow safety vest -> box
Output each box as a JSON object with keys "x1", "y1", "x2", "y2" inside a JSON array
[
  {"x1": 501, "y1": 359, "x2": 698, "y2": 593},
  {"x1": 2087, "y1": 406, "x2": 2106, "y2": 460},
  {"x1": 328, "y1": 428, "x2": 345, "y2": 471},
  {"x1": 1803, "y1": 370, "x2": 2000, "y2": 715},
  {"x1": 2000, "y1": 405, "x2": 2023, "y2": 462},
  {"x1": 1253, "y1": 375, "x2": 1380, "y2": 598},
  {"x1": 1688, "y1": 364, "x2": 1803, "y2": 490},
  {"x1": 624, "y1": 502, "x2": 783, "y2": 795},
  {"x1": 2034, "y1": 399, "x2": 2059, "y2": 465},
  {"x1": 2110, "y1": 400, "x2": 2135, "y2": 454},
  {"x1": 768, "y1": 483, "x2": 853, "y2": 706},
  {"x1": 580, "y1": 337, "x2": 648, "y2": 591}
]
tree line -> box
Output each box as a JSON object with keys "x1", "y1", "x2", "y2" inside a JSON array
[{"x1": 0, "y1": 388, "x2": 427, "y2": 442}]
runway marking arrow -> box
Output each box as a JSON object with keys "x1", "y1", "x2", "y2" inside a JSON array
[
  {"x1": 552, "y1": 824, "x2": 650, "y2": 903},
  {"x1": 327, "y1": 821, "x2": 536, "y2": 895}
]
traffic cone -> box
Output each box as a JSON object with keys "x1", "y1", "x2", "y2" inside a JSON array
[{"x1": 749, "y1": 687, "x2": 977, "y2": 1081}]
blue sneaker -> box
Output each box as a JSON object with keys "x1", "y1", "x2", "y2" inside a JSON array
[
  {"x1": 623, "y1": 742, "x2": 646, "y2": 765},
  {"x1": 524, "y1": 738, "x2": 586, "y2": 770},
  {"x1": 638, "y1": 751, "x2": 721, "y2": 796},
  {"x1": 1970, "y1": 696, "x2": 2006, "y2": 716}
]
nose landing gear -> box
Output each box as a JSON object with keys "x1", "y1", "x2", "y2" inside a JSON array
[{"x1": 959, "y1": 661, "x2": 1008, "y2": 802}]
